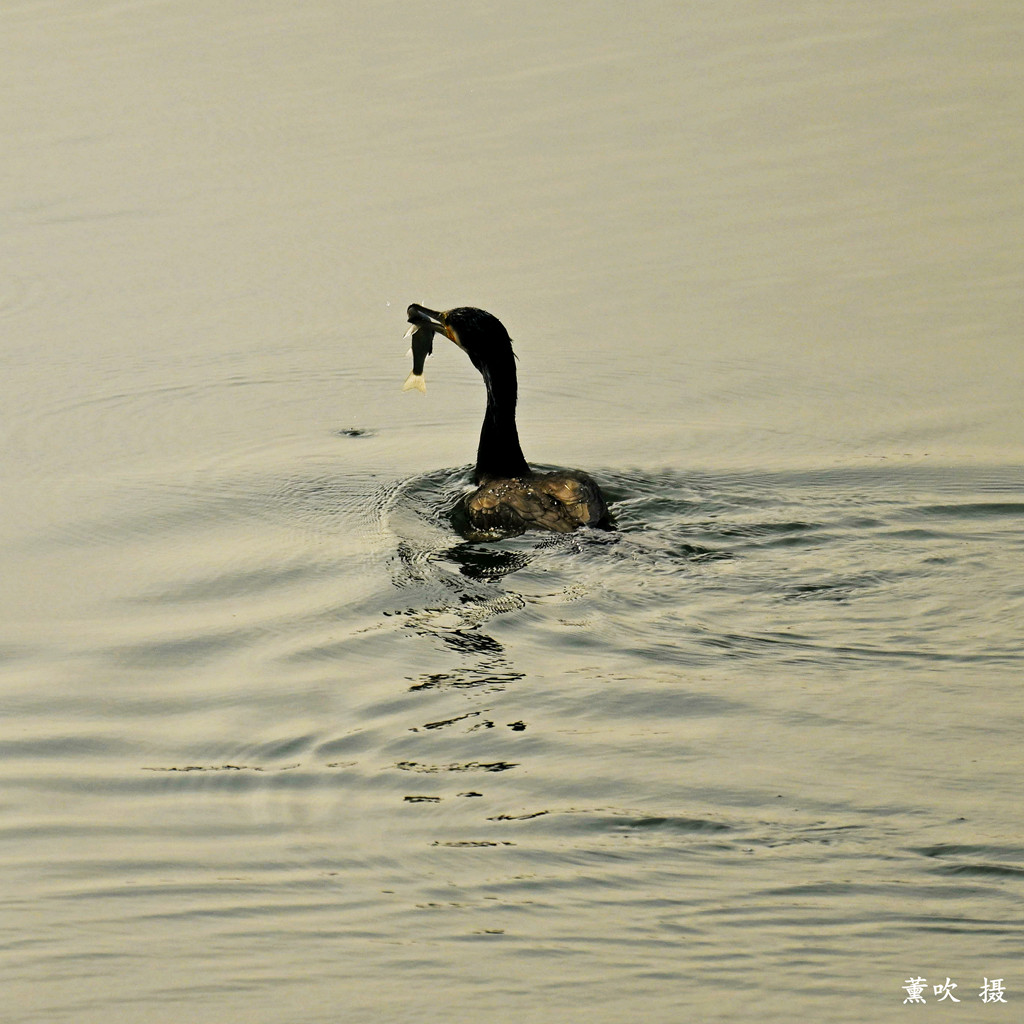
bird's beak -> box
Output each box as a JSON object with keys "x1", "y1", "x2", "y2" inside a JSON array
[
  {"x1": 407, "y1": 304, "x2": 445, "y2": 329},
  {"x1": 407, "y1": 304, "x2": 460, "y2": 347}
]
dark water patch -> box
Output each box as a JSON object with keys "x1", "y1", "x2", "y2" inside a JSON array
[
  {"x1": 441, "y1": 542, "x2": 533, "y2": 581},
  {"x1": 239, "y1": 733, "x2": 320, "y2": 761},
  {"x1": 888, "y1": 912, "x2": 1024, "y2": 934},
  {"x1": 668, "y1": 541, "x2": 731, "y2": 562},
  {"x1": 702, "y1": 464, "x2": 1024, "y2": 494},
  {"x1": 612, "y1": 815, "x2": 733, "y2": 834},
  {"x1": 912, "y1": 844, "x2": 1024, "y2": 880},
  {"x1": 745, "y1": 823, "x2": 873, "y2": 851},
  {"x1": 414, "y1": 711, "x2": 487, "y2": 732},
  {"x1": 431, "y1": 840, "x2": 516, "y2": 847},
  {"x1": 781, "y1": 571, "x2": 889, "y2": 603},
  {"x1": 914, "y1": 843, "x2": 1024, "y2": 860},
  {"x1": 314, "y1": 727, "x2": 387, "y2": 759},
  {"x1": 911, "y1": 501, "x2": 1024, "y2": 520},
  {"x1": 702, "y1": 520, "x2": 825, "y2": 543},
  {"x1": 880, "y1": 527, "x2": 959, "y2": 542},
  {"x1": 417, "y1": 626, "x2": 506, "y2": 657},
  {"x1": 395, "y1": 760, "x2": 518, "y2": 774},
  {"x1": 408, "y1": 667, "x2": 525, "y2": 693},
  {"x1": 690, "y1": 628, "x2": 821, "y2": 660},
  {"x1": 542, "y1": 810, "x2": 734, "y2": 837},
  {"x1": 930, "y1": 862, "x2": 1024, "y2": 879}
]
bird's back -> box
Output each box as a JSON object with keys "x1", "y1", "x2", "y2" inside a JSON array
[{"x1": 458, "y1": 470, "x2": 612, "y2": 540}]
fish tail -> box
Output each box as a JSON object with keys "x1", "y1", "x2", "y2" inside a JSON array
[{"x1": 402, "y1": 371, "x2": 427, "y2": 394}]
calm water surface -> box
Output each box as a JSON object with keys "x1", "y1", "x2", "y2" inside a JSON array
[{"x1": 2, "y1": 1, "x2": 1023, "y2": 1021}]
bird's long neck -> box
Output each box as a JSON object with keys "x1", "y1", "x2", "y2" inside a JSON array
[{"x1": 475, "y1": 352, "x2": 530, "y2": 484}]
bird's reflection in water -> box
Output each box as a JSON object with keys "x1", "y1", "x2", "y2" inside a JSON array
[
  {"x1": 392, "y1": 538, "x2": 521, "y2": 584},
  {"x1": 443, "y1": 541, "x2": 530, "y2": 582},
  {"x1": 389, "y1": 539, "x2": 527, "y2": 698},
  {"x1": 409, "y1": 663, "x2": 524, "y2": 694},
  {"x1": 405, "y1": 622, "x2": 524, "y2": 695},
  {"x1": 385, "y1": 479, "x2": 608, "y2": 712}
]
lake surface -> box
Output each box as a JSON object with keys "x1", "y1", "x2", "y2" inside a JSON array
[{"x1": 2, "y1": 1, "x2": 1022, "y2": 1021}]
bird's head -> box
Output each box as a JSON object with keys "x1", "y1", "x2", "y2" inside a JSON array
[{"x1": 407, "y1": 304, "x2": 513, "y2": 372}]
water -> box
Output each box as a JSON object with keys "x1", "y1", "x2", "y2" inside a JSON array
[{"x1": 2, "y1": 1, "x2": 1023, "y2": 1021}]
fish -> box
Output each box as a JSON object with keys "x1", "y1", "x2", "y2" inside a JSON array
[{"x1": 401, "y1": 308, "x2": 440, "y2": 394}]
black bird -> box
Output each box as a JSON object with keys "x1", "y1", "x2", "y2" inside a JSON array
[{"x1": 406, "y1": 303, "x2": 612, "y2": 540}]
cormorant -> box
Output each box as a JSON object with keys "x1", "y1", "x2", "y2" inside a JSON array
[{"x1": 405, "y1": 303, "x2": 612, "y2": 540}]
